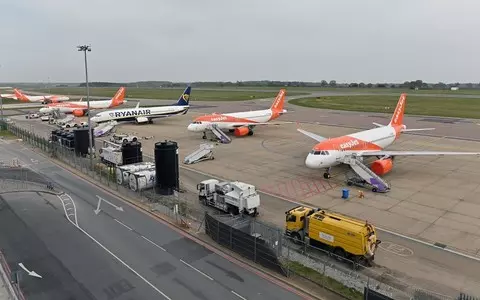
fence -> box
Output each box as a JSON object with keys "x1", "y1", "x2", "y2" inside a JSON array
[
  {"x1": 3, "y1": 120, "x2": 480, "y2": 300},
  {"x1": 0, "y1": 250, "x2": 26, "y2": 300}
]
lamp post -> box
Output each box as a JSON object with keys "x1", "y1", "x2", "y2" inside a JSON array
[{"x1": 77, "y1": 45, "x2": 93, "y2": 170}]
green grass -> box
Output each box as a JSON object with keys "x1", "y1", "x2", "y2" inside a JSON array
[
  {"x1": 285, "y1": 261, "x2": 363, "y2": 300},
  {"x1": 290, "y1": 95, "x2": 480, "y2": 119},
  {"x1": 30, "y1": 88, "x2": 307, "y2": 101},
  {"x1": 0, "y1": 98, "x2": 20, "y2": 104},
  {"x1": 0, "y1": 129, "x2": 15, "y2": 139}
]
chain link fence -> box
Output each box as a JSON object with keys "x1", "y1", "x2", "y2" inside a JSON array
[{"x1": 2, "y1": 120, "x2": 478, "y2": 300}]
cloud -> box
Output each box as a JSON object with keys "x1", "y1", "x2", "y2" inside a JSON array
[{"x1": 1, "y1": 0, "x2": 479, "y2": 83}]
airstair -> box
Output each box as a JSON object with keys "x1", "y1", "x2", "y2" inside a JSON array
[
  {"x1": 184, "y1": 143, "x2": 215, "y2": 164},
  {"x1": 207, "y1": 124, "x2": 231, "y2": 144},
  {"x1": 343, "y1": 156, "x2": 390, "y2": 192}
]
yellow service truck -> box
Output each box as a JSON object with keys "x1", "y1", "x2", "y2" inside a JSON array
[{"x1": 285, "y1": 206, "x2": 381, "y2": 265}]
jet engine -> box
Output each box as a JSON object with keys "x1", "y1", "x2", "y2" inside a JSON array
[
  {"x1": 72, "y1": 109, "x2": 85, "y2": 117},
  {"x1": 234, "y1": 127, "x2": 253, "y2": 137},
  {"x1": 370, "y1": 158, "x2": 393, "y2": 176}
]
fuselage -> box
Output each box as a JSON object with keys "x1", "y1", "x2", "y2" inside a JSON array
[
  {"x1": 91, "y1": 105, "x2": 189, "y2": 123},
  {"x1": 305, "y1": 125, "x2": 399, "y2": 169},
  {"x1": 187, "y1": 108, "x2": 283, "y2": 132},
  {"x1": 39, "y1": 100, "x2": 116, "y2": 114}
]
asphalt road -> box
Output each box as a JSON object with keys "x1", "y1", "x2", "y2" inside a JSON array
[
  {"x1": 0, "y1": 140, "x2": 307, "y2": 300},
  {"x1": 180, "y1": 166, "x2": 480, "y2": 297}
]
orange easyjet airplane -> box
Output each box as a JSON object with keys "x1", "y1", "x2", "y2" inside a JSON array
[
  {"x1": 14, "y1": 89, "x2": 70, "y2": 104},
  {"x1": 187, "y1": 89, "x2": 288, "y2": 141},
  {"x1": 39, "y1": 87, "x2": 126, "y2": 117},
  {"x1": 298, "y1": 93, "x2": 480, "y2": 192}
]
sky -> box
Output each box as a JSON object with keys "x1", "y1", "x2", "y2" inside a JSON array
[{"x1": 0, "y1": 0, "x2": 479, "y2": 83}]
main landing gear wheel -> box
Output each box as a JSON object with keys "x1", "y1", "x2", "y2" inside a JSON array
[
  {"x1": 323, "y1": 173, "x2": 331, "y2": 179},
  {"x1": 372, "y1": 187, "x2": 378, "y2": 193}
]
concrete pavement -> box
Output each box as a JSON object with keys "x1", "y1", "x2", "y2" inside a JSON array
[{"x1": 0, "y1": 140, "x2": 309, "y2": 300}]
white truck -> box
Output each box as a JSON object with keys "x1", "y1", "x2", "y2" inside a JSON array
[
  {"x1": 197, "y1": 179, "x2": 260, "y2": 216},
  {"x1": 99, "y1": 141, "x2": 123, "y2": 166},
  {"x1": 110, "y1": 133, "x2": 138, "y2": 144}
]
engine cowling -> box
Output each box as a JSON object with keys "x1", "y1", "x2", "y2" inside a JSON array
[
  {"x1": 72, "y1": 109, "x2": 84, "y2": 117},
  {"x1": 370, "y1": 158, "x2": 393, "y2": 176},
  {"x1": 234, "y1": 127, "x2": 252, "y2": 137}
]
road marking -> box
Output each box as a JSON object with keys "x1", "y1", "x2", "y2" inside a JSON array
[
  {"x1": 180, "y1": 259, "x2": 214, "y2": 281},
  {"x1": 179, "y1": 165, "x2": 480, "y2": 262},
  {"x1": 58, "y1": 194, "x2": 172, "y2": 300},
  {"x1": 231, "y1": 290, "x2": 247, "y2": 300},
  {"x1": 141, "y1": 236, "x2": 166, "y2": 251},
  {"x1": 379, "y1": 241, "x2": 414, "y2": 257},
  {"x1": 114, "y1": 219, "x2": 133, "y2": 231}
]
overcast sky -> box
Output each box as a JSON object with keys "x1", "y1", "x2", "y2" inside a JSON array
[{"x1": 1, "y1": 0, "x2": 479, "y2": 83}]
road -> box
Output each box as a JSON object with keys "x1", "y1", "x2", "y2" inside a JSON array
[
  {"x1": 0, "y1": 140, "x2": 309, "y2": 300},
  {"x1": 180, "y1": 166, "x2": 480, "y2": 297}
]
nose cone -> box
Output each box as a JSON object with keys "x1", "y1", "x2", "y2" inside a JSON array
[
  {"x1": 187, "y1": 123, "x2": 196, "y2": 132},
  {"x1": 305, "y1": 153, "x2": 320, "y2": 169},
  {"x1": 91, "y1": 116, "x2": 99, "y2": 123},
  {"x1": 39, "y1": 108, "x2": 48, "y2": 113}
]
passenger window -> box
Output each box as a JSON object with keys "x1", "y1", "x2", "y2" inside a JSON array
[{"x1": 325, "y1": 151, "x2": 329, "y2": 155}]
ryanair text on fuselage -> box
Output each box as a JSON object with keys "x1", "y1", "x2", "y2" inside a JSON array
[{"x1": 110, "y1": 109, "x2": 152, "y2": 118}]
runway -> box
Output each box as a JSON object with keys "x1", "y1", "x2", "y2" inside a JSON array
[
  {"x1": 7, "y1": 96, "x2": 480, "y2": 297},
  {"x1": 0, "y1": 140, "x2": 308, "y2": 300}
]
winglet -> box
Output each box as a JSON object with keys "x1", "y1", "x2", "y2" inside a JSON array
[{"x1": 135, "y1": 102, "x2": 140, "y2": 109}]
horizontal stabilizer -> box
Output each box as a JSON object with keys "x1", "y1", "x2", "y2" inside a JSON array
[
  {"x1": 297, "y1": 128, "x2": 327, "y2": 142},
  {"x1": 401, "y1": 128, "x2": 435, "y2": 132}
]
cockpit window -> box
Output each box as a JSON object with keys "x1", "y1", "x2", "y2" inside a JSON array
[
  {"x1": 310, "y1": 150, "x2": 330, "y2": 155},
  {"x1": 192, "y1": 121, "x2": 202, "y2": 124}
]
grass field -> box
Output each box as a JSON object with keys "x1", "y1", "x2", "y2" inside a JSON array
[
  {"x1": 30, "y1": 88, "x2": 308, "y2": 101},
  {"x1": 0, "y1": 98, "x2": 19, "y2": 105},
  {"x1": 289, "y1": 95, "x2": 480, "y2": 119},
  {"x1": 0, "y1": 129, "x2": 15, "y2": 139}
]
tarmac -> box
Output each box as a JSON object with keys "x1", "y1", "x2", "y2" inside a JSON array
[{"x1": 7, "y1": 97, "x2": 480, "y2": 297}]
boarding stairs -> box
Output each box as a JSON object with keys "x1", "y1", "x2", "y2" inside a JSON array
[
  {"x1": 184, "y1": 143, "x2": 215, "y2": 164},
  {"x1": 207, "y1": 124, "x2": 231, "y2": 144},
  {"x1": 343, "y1": 156, "x2": 390, "y2": 192}
]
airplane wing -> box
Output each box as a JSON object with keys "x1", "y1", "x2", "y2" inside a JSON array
[
  {"x1": 296, "y1": 128, "x2": 328, "y2": 142},
  {"x1": 357, "y1": 151, "x2": 480, "y2": 157}
]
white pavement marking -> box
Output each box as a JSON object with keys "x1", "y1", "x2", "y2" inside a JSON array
[
  {"x1": 114, "y1": 219, "x2": 133, "y2": 231},
  {"x1": 180, "y1": 259, "x2": 214, "y2": 281},
  {"x1": 231, "y1": 290, "x2": 247, "y2": 300},
  {"x1": 58, "y1": 194, "x2": 171, "y2": 300},
  {"x1": 180, "y1": 165, "x2": 480, "y2": 262},
  {"x1": 141, "y1": 236, "x2": 166, "y2": 251}
]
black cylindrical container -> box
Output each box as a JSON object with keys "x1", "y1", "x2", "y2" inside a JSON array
[
  {"x1": 51, "y1": 130, "x2": 58, "y2": 142},
  {"x1": 122, "y1": 141, "x2": 143, "y2": 165},
  {"x1": 74, "y1": 128, "x2": 89, "y2": 156},
  {"x1": 154, "y1": 140, "x2": 179, "y2": 195}
]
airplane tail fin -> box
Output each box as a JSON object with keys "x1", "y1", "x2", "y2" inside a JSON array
[
  {"x1": 176, "y1": 86, "x2": 191, "y2": 106},
  {"x1": 109, "y1": 87, "x2": 126, "y2": 107},
  {"x1": 389, "y1": 93, "x2": 407, "y2": 127},
  {"x1": 269, "y1": 89, "x2": 287, "y2": 120},
  {"x1": 14, "y1": 89, "x2": 29, "y2": 102}
]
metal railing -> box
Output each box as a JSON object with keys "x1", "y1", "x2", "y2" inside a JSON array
[{"x1": 3, "y1": 120, "x2": 479, "y2": 300}]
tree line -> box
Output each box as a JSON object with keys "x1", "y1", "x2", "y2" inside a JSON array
[{"x1": 78, "y1": 80, "x2": 479, "y2": 89}]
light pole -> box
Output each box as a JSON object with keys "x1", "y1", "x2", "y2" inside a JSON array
[{"x1": 77, "y1": 45, "x2": 93, "y2": 170}]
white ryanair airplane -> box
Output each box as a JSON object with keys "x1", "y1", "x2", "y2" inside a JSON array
[{"x1": 91, "y1": 86, "x2": 191, "y2": 124}]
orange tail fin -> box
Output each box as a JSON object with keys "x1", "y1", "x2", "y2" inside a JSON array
[
  {"x1": 14, "y1": 89, "x2": 29, "y2": 102},
  {"x1": 110, "y1": 87, "x2": 126, "y2": 107},
  {"x1": 270, "y1": 88, "x2": 286, "y2": 110},
  {"x1": 389, "y1": 93, "x2": 407, "y2": 127}
]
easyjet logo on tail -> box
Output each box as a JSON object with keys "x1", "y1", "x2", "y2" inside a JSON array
[
  {"x1": 110, "y1": 87, "x2": 126, "y2": 107},
  {"x1": 390, "y1": 93, "x2": 406, "y2": 126},
  {"x1": 14, "y1": 89, "x2": 29, "y2": 102},
  {"x1": 271, "y1": 89, "x2": 286, "y2": 111}
]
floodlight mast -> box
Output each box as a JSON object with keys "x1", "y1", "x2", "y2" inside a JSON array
[{"x1": 77, "y1": 45, "x2": 93, "y2": 169}]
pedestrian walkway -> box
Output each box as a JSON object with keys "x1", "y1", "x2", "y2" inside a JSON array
[{"x1": 0, "y1": 266, "x2": 13, "y2": 300}]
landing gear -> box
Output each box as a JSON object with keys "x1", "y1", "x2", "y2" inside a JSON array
[
  {"x1": 323, "y1": 167, "x2": 331, "y2": 179},
  {"x1": 202, "y1": 132, "x2": 207, "y2": 139}
]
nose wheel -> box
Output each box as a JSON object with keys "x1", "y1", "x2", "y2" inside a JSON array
[{"x1": 323, "y1": 168, "x2": 331, "y2": 179}]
